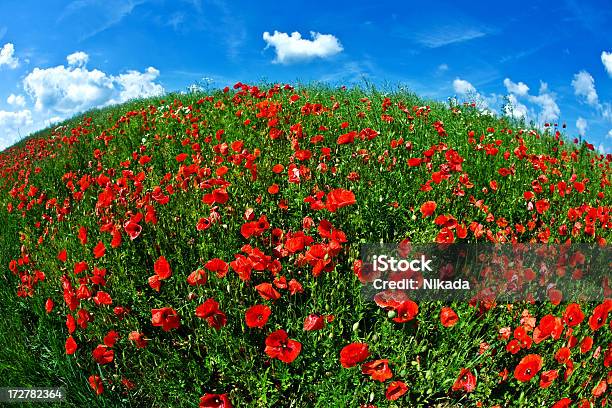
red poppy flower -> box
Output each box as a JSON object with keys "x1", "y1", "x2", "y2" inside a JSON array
[
  {"x1": 285, "y1": 232, "x2": 314, "y2": 253},
  {"x1": 45, "y1": 298, "x2": 54, "y2": 313},
  {"x1": 128, "y1": 331, "x2": 148, "y2": 348},
  {"x1": 151, "y1": 307, "x2": 180, "y2": 331},
  {"x1": 264, "y1": 329, "x2": 301, "y2": 363},
  {"x1": 407, "y1": 157, "x2": 422, "y2": 167},
  {"x1": 240, "y1": 215, "x2": 270, "y2": 238},
  {"x1": 88, "y1": 375, "x2": 103, "y2": 395},
  {"x1": 204, "y1": 258, "x2": 229, "y2": 278},
  {"x1": 513, "y1": 327, "x2": 533, "y2": 350},
  {"x1": 187, "y1": 269, "x2": 208, "y2": 286},
  {"x1": 124, "y1": 220, "x2": 142, "y2": 240},
  {"x1": 202, "y1": 188, "x2": 229, "y2": 205},
  {"x1": 373, "y1": 290, "x2": 407, "y2": 310},
  {"x1": 154, "y1": 256, "x2": 172, "y2": 280},
  {"x1": 66, "y1": 314, "x2": 76, "y2": 334},
  {"x1": 506, "y1": 339, "x2": 521, "y2": 354},
  {"x1": 440, "y1": 306, "x2": 458, "y2": 327},
  {"x1": 325, "y1": 188, "x2": 356, "y2": 212},
  {"x1": 197, "y1": 217, "x2": 212, "y2": 231},
  {"x1": 392, "y1": 300, "x2": 419, "y2": 323},
  {"x1": 92, "y1": 344, "x2": 114, "y2": 365},
  {"x1": 554, "y1": 347, "x2": 571, "y2": 364},
  {"x1": 436, "y1": 227, "x2": 455, "y2": 243},
  {"x1": 580, "y1": 336, "x2": 593, "y2": 353},
  {"x1": 245, "y1": 304, "x2": 271, "y2": 328},
  {"x1": 340, "y1": 342, "x2": 370, "y2": 368},
  {"x1": 547, "y1": 288, "x2": 563, "y2": 305},
  {"x1": 592, "y1": 380, "x2": 607, "y2": 397},
  {"x1": 359, "y1": 127, "x2": 378, "y2": 140},
  {"x1": 303, "y1": 314, "x2": 326, "y2": 331},
  {"x1": 533, "y1": 314, "x2": 563, "y2": 343},
  {"x1": 551, "y1": 398, "x2": 571, "y2": 408},
  {"x1": 111, "y1": 229, "x2": 122, "y2": 248},
  {"x1": 76, "y1": 309, "x2": 91, "y2": 329},
  {"x1": 93, "y1": 241, "x2": 106, "y2": 259},
  {"x1": 255, "y1": 282, "x2": 281, "y2": 301},
  {"x1": 78, "y1": 226, "x2": 88, "y2": 245},
  {"x1": 268, "y1": 183, "x2": 279, "y2": 194},
  {"x1": 361, "y1": 359, "x2": 393, "y2": 382},
  {"x1": 57, "y1": 249, "x2": 67, "y2": 263},
  {"x1": 195, "y1": 299, "x2": 227, "y2": 330},
  {"x1": 573, "y1": 181, "x2": 585, "y2": 193},
  {"x1": 535, "y1": 199, "x2": 550, "y2": 214},
  {"x1": 199, "y1": 393, "x2": 232, "y2": 408},
  {"x1": 148, "y1": 270, "x2": 165, "y2": 290},
  {"x1": 539, "y1": 369, "x2": 558, "y2": 388},
  {"x1": 385, "y1": 381, "x2": 408, "y2": 401},
  {"x1": 230, "y1": 254, "x2": 253, "y2": 281},
  {"x1": 452, "y1": 368, "x2": 476, "y2": 392},
  {"x1": 604, "y1": 344, "x2": 612, "y2": 367},
  {"x1": 65, "y1": 336, "x2": 77, "y2": 355},
  {"x1": 420, "y1": 201, "x2": 437, "y2": 218},
  {"x1": 514, "y1": 354, "x2": 543, "y2": 382},
  {"x1": 121, "y1": 377, "x2": 135, "y2": 390},
  {"x1": 337, "y1": 131, "x2": 356, "y2": 145},
  {"x1": 93, "y1": 291, "x2": 112, "y2": 306},
  {"x1": 103, "y1": 330, "x2": 119, "y2": 348},
  {"x1": 563, "y1": 303, "x2": 584, "y2": 327},
  {"x1": 288, "y1": 279, "x2": 303, "y2": 294},
  {"x1": 588, "y1": 302, "x2": 610, "y2": 331}
]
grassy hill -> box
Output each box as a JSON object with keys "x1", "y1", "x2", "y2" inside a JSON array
[{"x1": 0, "y1": 83, "x2": 610, "y2": 407}]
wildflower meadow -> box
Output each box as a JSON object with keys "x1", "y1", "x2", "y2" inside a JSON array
[{"x1": 0, "y1": 83, "x2": 610, "y2": 407}]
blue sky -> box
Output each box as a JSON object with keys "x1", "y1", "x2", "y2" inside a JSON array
[{"x1": 0, "y1": 0, "x2": 611, "y2": 151}]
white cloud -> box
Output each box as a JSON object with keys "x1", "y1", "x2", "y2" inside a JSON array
[
  {"x1": 607, "y1": 129, "x2": 612, "y2": 139},
  {"x1": 412, "y1": 27, "x2": 488, "y2": 48},
  {"x1": 24, "y1": 65, "x2": 115, "y2": 114},
  {"x1": 452, "y1": 78, "x2": 476, "y2": 94},
  {"x1": 453, "y1": 77, "x2": 561, "y2": 125},
  {"x1": 0, "y1": 43, "x2": 19, "y2": 69},
  {"x1": 262, "y1": 30, "x2": 343, "y2": 64},
  {"x1": 66, "y1": 51, "x2": 89, "y2": 67},
  {"x1": 602, "y1": 51, "x2": 612, "y2": 77},
  {"x1": 527, "y1": 81, "x2": 560, "y2": 122},
  {"x1": 59, "y1": 0, "x2": 147, "y2": 40},
  {"x1": 45, "y1": 116, "x2": 63, "y2": 126},
  {"x1": 0, "y1": 109, "x2": 33, "y2": 150},
  {"x1": 22, "y1": 55, "x2": 164, "y2": 115},
  {"x1": 570, "y1": 70, "x2": 612, "y2": 123},
  {"x1": 502, "y1": 78, "x2": 530, "y2": 119},
  {"x1": 503, "y1": 94, "x2": 528, "y2": 119},
  {"x1": 571, "y1": 70, "x2": 598, "y2": 106},
  {"x1": 503, "y1": 78, "x2": 529, "y2": 96},
  {"x1": 6, "y1": 94, "x2": 26, "y2": 107},
  {"x1": 451, "y1": 78, "x2": 498, "y2": 114},
  {"x1": 602, "y1": 103, "x2": 612, "y2": 121},
  {"x1": 576, "y1": 117, "x2": 587, "y2": 137},
  {"x1": 112, "y1": 67, "x2": 164, "y2": 103},
  {"x1": 0, "y1": 52, "x2": 165, "y2": 150}
]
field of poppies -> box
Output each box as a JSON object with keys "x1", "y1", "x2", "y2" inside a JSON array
[{"x1": 0, "y1": 82, "x2": 610, "y2": 407}]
